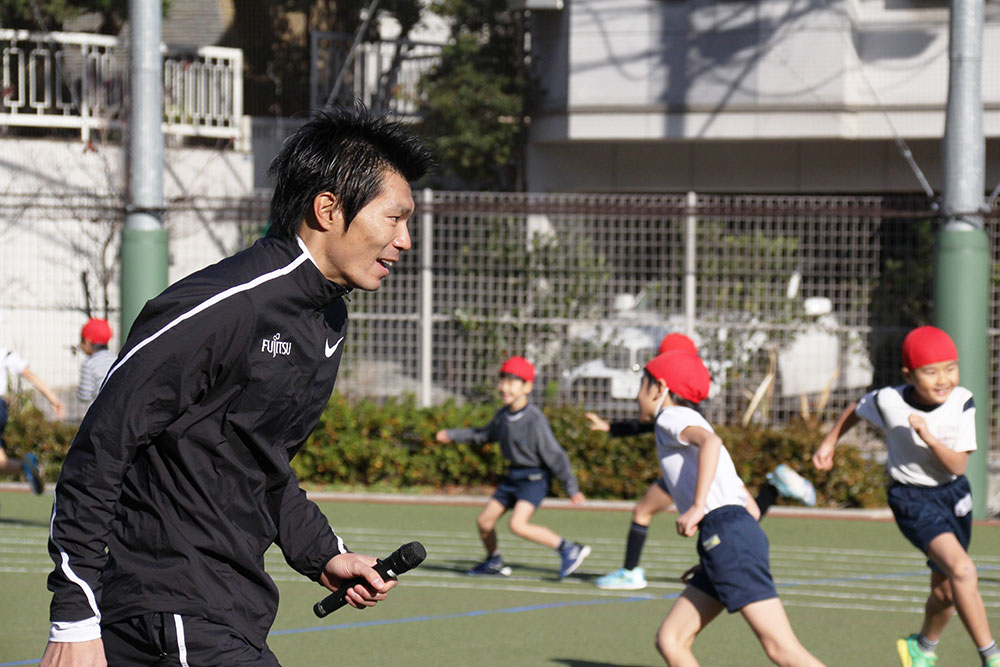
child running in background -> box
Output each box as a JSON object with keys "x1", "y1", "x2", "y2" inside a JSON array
[
  {"x1": 589, "y1": 332, "x2": 816, "y2": 591},
  {"x1": 436, "y1": 356, "x2": 590, "y2": 579},
  {"x1": 1, "y1": 344, "x2": 65, "y2": 495},
  {"x1": 814, "y1": 326, "x2": 999, "y2": 667},
  {"x1": 642, "y1": 349, "x2": 823, "y2": 666}
]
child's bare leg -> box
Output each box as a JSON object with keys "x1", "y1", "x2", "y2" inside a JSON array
[
  {"x1": 921, "y1": 570, "x2": 956, "y2": 641},
  {"x1": 927, "y1": 532, "x2": 994, "y2": 648},
  {"x1": 740, "y1": 597, "x2": 825, "y2": 667},
  {"x1": 508, "y1": 499, "x2": 560, "y2": 549},
  {"x1": 655, "y1": 585, "x2": 724, "y2": 666},
  {"x1": 476, "y1": 499, "x2": 507, "y2": 554},
  {"x1": 0, "y1": 448, "x2": 20, "y2": 474},
  {"x1": 634, "y1": 482, "x2": 672, "y2": 525}
]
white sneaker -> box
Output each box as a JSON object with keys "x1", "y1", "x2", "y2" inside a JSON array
[
  {"x1": 595, "y1": 566, "x2": 647, "y2": 590},
  {"x1": 767, "y1": 464, "x2": 817, "y2": 506}
]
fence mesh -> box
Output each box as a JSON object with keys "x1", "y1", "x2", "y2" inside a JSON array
[{"x1": 2, "y1": 189, "x2": 997, "y2": 451}]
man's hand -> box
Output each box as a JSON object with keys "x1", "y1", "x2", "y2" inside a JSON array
[
  {"x1": 319, "y1": 552, "x2": 398, "y2": 610},
  {"x1": 40, "y1": 639, "x2": 106, "y2": 667},
  {"x1": 583, "y1": 412, "x2": 610, "y2": 432},
  {"x1": 435, "y1": 430, "x2": 452, "y2": 444},
  {"x1": 569, "y1": 491, "x2": 586, "y2": 505}
]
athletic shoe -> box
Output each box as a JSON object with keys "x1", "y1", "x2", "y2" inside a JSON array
[
  {"x1": 766, "y1": 464, "x2": 816, "y2": 506},
  {"x1": 595, "y1": 566, "x2": 647, "y2": 590},
  {"x1": 985, "y1": 653, "x2": 1000, "y2": 667},
  {"x1": 21, "y1": 453, "x2": 44, "y2": 495},
  {"x1": 558, "y1": 541, "x2": 591, "y2": 579},
  {"x1": 896, "y1": 634, "x2": 937, "y2": 667},
  {"x1": 467, "y1": 554, "x2": 512, "y2": 577}
]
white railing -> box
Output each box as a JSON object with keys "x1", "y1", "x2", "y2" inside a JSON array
[
  {"x1": 0, "y1": 29, "x2": 244, "y2": 146},
  {"x1": 311, "y1": 32, "x2": 442, "y2": 118}
]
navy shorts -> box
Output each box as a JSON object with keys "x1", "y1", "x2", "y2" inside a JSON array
[
  {"x1": 688, "y1": 504, "x2": 778, "y2": 613},
  {"x1": 656, "y1": 476, "x2": 669, "y2": 494},
  {"x1": 888, "y1": 475, "x2": 973, "y2": 572},
  {"x1": 0, "y1": 397, "x2": 7, "y2": 449},
  {"x1": 493, "y1": 466, "x2": 551, "y2": 509}
]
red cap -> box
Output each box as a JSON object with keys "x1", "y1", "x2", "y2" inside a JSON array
[
  {"x1": 81, "y1": 318, "x2": 112, "y2": 345},
  {"x1": 644, "y1": 350, "x2": 710, "y2": 404},
  {"x1": 902, "y1": 326, "x2": 958, "y2": 371},
  {"x1": 658, "y1": 332, "x2": 698, "y2": 356},
  {"x1": 500, "y1": 356, "x2": 535, "y2": 382}
]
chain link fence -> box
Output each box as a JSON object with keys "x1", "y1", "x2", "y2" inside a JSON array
[{"x1": 2, "y1": 189, "x2": 998, "y2": 451}]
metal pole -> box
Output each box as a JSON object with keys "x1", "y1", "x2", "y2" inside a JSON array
[
  {"x1": 684, "y1": 191, "x2": 697, "y2": 338},
  {"x1": 419, "y1": 188, "x2": 434, "y2": 408},
  {"x1": 936, "y1": 0, "x2": 988, "y2": 518},
  {"x1": 122, "y1": 0, "x2": 168, "y2": 338}
]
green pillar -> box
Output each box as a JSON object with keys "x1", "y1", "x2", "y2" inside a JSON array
[
  {"x1": 121, "y1": 227, "x2": 168, "y2": 339},
  {"x1": 934, "y1": 226, "x2": 990, "y2": 519}
]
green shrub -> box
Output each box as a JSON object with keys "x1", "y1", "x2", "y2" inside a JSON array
[
  {"x1": 717, "y1": 419, "x2": 887, "y2": 508},
  {"x1": 0, "y1": 391, "x2": 79, "y2": 483},
  {"x1": 6, "y1": 389, "x2": 888, "y2": 508}
]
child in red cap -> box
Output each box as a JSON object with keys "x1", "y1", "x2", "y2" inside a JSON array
[
  {"x1": 586, "y1": 333, "x2": 814, "y2": 592},
  {"x1": 815, "y1": 326, "x2": 999, "y2": 667},
  {"x1": 643, "y1": 350, "x2": 823, "y2": 666},
  {"x1": 436, "y1": 356, "x2": 590, "y2": 579},
  {"x1": 76, "y1": 318, "x2": 116, "y2": 408}
]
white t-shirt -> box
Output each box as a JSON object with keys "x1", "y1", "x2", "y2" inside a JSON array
[
  {"x1": 654, "y1": 406, "x2": 748, "y2": 514},
  {"x1": 0, "y1": 347, "x2": 28, "y2": 397},
  {"x1": 855, "y1": 384, "x2": 976, "y2": 487}
]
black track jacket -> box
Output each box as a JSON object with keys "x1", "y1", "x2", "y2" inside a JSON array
[{"x1": 47, "y1": 236, "x2": 351, "y2": 647}]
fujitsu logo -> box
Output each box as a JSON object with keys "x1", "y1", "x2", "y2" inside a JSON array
[{"x1": 261, "y1": 333, "x2": 292, "y2": 357}]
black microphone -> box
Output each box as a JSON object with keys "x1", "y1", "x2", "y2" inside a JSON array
[{"x1": 313, "y1": 541, "x2": 427, "y2": 618}]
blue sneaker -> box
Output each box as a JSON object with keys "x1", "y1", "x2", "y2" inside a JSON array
[
  {"x1": 595, "y1": 566, "x2": 647, "y2": 590},
  {"x1": 21, "y1": 453, "x2": 44, "y2": 495},
  {"x1": 467, "y1": 554, "x2": 512, "y2": 576},
  {"x1": 558, "y1": 542, "x2": 591, "y2": 579},
  {"x1": 766, "y1": 464, "x2": 816, "y2": 506}
]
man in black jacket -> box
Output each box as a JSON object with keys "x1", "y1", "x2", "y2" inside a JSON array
[{"x1": 41, "y1": 107, "x2": 434, "y2": 666}]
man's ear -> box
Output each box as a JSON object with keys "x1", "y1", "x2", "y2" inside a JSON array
[{"x1": 312, "y1": 192, "x2": 344, "y2": 232}]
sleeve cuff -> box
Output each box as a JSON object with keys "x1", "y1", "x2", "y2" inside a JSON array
[{"x1": 49, "y1": 617, "x2": 101, "y2": 642}]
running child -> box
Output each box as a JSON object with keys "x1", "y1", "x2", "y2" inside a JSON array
[
  {"x1": 589, "y1": 332, "x2": 815, "y2": 591},
  {"x1": 642, "y1": 349, "x2": 823, "y2": 666},
  {"x1": 813, "y1": 325, "x2": 999, "y2": 667},
  {"x1": 436, "y1": 356, "x2": 590, "y2": 579}
]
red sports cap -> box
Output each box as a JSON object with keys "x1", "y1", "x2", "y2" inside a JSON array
[
  {"x1": 81, "y1": 318, "x2": 112, "y2": 345},
  {"x1": 644, "y1": 350, "x2": 711, "y2": 404},
  {"x1": 500, "y1": 356, "x2": 535, "y2": 382},
  {"x1": 658, "y1": 332, "x2": 698, "y2": 356},
  {"x1": 902, "y1": 326, "x2": 958, "y2": 371}
]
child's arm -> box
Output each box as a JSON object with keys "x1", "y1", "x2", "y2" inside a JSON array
[
  {"x1": 675, "y1": 425, "x2": 722, "y2": 537},
  {"x1": 908, "y1": 414, "x2": 970, "y2": 475},
  {"x1": 435, "y1": 425, "x2": 490, "y2": 445},
  {"x1": 584, "y1": 413, "x2": 654, "y2": 438},
  {"x1": 813, "y1": 401, "x2": 859, "y2": 471},
  {"x1": 21, "y1": 367, "x2": 65, "y2": 419}
]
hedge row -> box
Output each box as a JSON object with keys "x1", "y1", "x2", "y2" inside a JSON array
[{"x1": 2, "y1": 391, "x2": 887, "y2": 507}]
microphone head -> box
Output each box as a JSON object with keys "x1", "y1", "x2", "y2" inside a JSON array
[{"x1": 396, "y1": 541, "x2": 427, "y2": 571}]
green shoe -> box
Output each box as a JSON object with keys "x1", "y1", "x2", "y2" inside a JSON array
[
  {"x1": 896, "y1": 635, "x2": 937, "y2": 667},
  {"x1": 985, "y1": 653, "x2": 1000, "y2": 667}
]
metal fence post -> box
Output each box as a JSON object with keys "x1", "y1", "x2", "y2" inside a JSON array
[
  {"x1": 684, "y1": 190, "x2": 697, "y2": 337},
  {"x1": 419, "y1": 188, "x2": 434, "y2": 408}
]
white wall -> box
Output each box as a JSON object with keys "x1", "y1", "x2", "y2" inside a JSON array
[{"x1": 0, "y1": 137, "x2": 253, "y2": 418}]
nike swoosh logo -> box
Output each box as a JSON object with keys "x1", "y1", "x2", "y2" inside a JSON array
[{"x1": 325, "y1": 336, "x2": 345, "y2": 358}]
